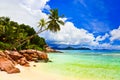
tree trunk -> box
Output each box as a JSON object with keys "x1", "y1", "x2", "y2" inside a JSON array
[{"x1": 12, "y1": 28, "x2": 48, "y2": 49}]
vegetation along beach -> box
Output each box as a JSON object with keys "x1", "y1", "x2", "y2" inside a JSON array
[{"x1": 0, "y1": 0, "x2": 120, "y2": 80}]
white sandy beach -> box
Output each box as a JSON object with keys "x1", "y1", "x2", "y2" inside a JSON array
[{"x1": 0, "y1": 62, "x2": 84, "y2": 80}]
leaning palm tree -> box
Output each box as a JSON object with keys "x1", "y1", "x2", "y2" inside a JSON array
[
  {"x1": 37, "y1": 18, "x2": 47, "y2": 33},
  {"x1": 12, "y1": 18, "x2": 47, "y2": 49},
  {"x1": 13, "y1": 9, "x2": 64, "y2": 49},
  {"x1": 47, "y1": 9, "x2": 64, "y2": 32},
  {"x1": 37, "y1": 9, "x2": 64, "y2": 33}
]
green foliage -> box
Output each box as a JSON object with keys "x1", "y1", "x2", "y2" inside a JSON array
[
  {"x1": 0, "y1": 16, "x2": 46, "y2": 50},
  {"x1": 47, "y1": 9, "x2": 64, "y2": 32},
  {"x1": 31, "y1": 36, "x2": 46, "y2": 48},
  {"x1": 0, "y1": 41, "x2": 11, "y2": 50},
  {"x1": 25, "y1": 44, "x2": 43, "y2": 51}
]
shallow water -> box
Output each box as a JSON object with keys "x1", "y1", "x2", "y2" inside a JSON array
[{"x1": 42, "y1": 50, "x2": 120, "y2": 80}]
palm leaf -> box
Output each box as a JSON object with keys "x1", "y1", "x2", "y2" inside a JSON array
[{"x1": 58, "y1": 20, "x2": 64, "y2": 25}]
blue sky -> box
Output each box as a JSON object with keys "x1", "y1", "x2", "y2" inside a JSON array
[
  {"x1": 0, "y1": 0, "x2": 120, "y2": 49},
  {"x1": 48, "y1": 0, "x2": 120, "y2": 33},
  {"x1": 45, "y1": 0, "x2": 120, "y2": 49}
]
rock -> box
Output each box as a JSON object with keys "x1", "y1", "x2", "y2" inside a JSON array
[
  {"x1": 7, "y1": 51, "x2": 30, "y2": 67},
  {"x1": 44, "y1": 45, "x2": 62, "y2": 53},
  {"x1": 17, "y1": 57, "x2": 30, "y2": 67},
  {"x1": 0, "y1": 51, "x2": 6, "y2": 56},
  {"x1": 9, "y1": 51, "x2": 23, "y2": 61},
  {"x1": 1, "y1": 50, "x2": 30, "y2": 67},
  {"x1": 19, "y1": 49, "x2": 49, "y2": 62},
  {"x1": 45, "y1": 47, "x2": 55, "y2": 52},
  {"x1": 7, "y1": 67, "x2": 20, "y2": 74},
  {"x1": 4, "y1": 50, "x2": 11, "y2": 55},
  {"x1": 37, "y1": 52, "x2": 48, "y2": 62},
  {"x1": 33, "y1": 65, "x2": 36, "y2": 67},
  {"x1": 0, "y1": 49, "x2": 49, "y2": 74},
  {"x1": 22, "y1": 53, "x2": 31, "y2": 60},
  {"x1": 0, "y1": 57, "x2": 20, "y2": 74},
  {"x1": 19, "y1": 50, "x2": 27, "y2": 54},
  {"x1": 23, "y1": 49, "x2": 36, "y2": 54},
  {"x1": 3, "y1": 50, "x2": 16, "y2": 65}
]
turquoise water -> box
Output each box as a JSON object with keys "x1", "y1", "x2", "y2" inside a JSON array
[{"x1": 43, "y1": 50, "x2": 120, "y2": 80}]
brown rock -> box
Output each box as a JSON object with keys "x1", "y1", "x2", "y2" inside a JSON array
[
  {"x1": 25, "y1": 49, "x2": 36, "y2": 54},
  {"x1": 0, "y1": 49, "x2": 49, "y2": 74},
  {"x1": 18, "y1": 57, "x2": 30, "y2": 67},
  {"x1": 33, "y1": 65, "x2": 36, "y2": 67},
  {"x1": 45, "y1": 47, "x2": 55, "y2": 52},
  {"x1": 4, "y1": 50, "x2": 11, "y2": 55},
  {"x1": 7, "y1": 67, "x2": 20, "y2": 74},
  {"x1": 0, "y1": 57, "x2": 20, "y2": 74},
  {"x1": 38, "y1": 52, "x2": 48, "y2": 62},
  {"x1": 9, "y1": 51, "x2": 23, "y2": 61},
  {"x1": 3, "y1": 50, "x2": 16, "y2": 65},
  {"x1": 22, "y1": 53, "x2": 33, "y2": 61},
  {"x1": 0, "y1": 51, "x2": 6, "y2": 56},
  {"x1": 19, "y1": 50, "x2": 49, "y2": 62},
  {"x1": 19, "y1": 50, "x2": 27, "y2": 54}
]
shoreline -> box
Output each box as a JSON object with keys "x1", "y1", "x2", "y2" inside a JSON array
[
  {"x1": 0, "y1": 62, "x2": 83, "y2": 80},
  {"x1": 1, "y1": 51, "x2": 119, "y2": 80}
]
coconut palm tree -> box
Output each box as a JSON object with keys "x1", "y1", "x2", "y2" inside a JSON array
[
  {"x1": 0, "y1": 17, "x2": 10, "y2": 34},
  {"x1": 37, "y1": 18, "x2": 48, "y2": 33},
  {"x1": 13, "y1": 18, "x2": 48, "y2": 49},
  {"x1": 47, "y1": 9, "x2": 64, "y2": 32},
  {"x1": 13, "y1": 9, "x2": 64, "y2": 49}
]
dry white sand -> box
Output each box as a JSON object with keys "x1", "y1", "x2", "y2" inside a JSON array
[{"x1": 0, "y1": 62, "x2": 83, "y2": 80}]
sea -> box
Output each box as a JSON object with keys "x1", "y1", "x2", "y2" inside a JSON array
[{"x1": 42, "y1": 50, "x2": 120, "y2": 80}]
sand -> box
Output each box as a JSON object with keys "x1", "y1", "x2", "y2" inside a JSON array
[{"x1": 0, "y1": 62, "x2": 81, "y2": 80}]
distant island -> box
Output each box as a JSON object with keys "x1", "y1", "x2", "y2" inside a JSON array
[{"x1": 52, "y1": 46, "x2": 91, "y2": 50}]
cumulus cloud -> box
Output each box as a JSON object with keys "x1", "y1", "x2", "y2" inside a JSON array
[
  {"x1": 98, "y1": 43, "x2": 120, "y2": 50},
  {"x1": 96, "y1": 33, "x2": 109, "y2": 42},
  {"x1": 110, "y1": 26, "x2": 120, "y2": 41},
  {"x1": 0, "y1": 0, "x2": 49, "y2": 27},
  {"x1": 41, "y1": 20, "x2": 120, "y2": 49},
  {"x1": 41, "y1": 21, "x2": 98, "y2": 47},
  {"x1": 21, "y1": 0, "x2": 50, "y2": 10}
]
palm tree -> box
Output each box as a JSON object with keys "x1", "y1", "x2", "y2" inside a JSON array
[
  {"x1": 13, "y1": 18, "x2": 47, "y2": 49},
  {"x1": 13, "y1": 9, "x2": 64, "y2": 49},
  {"x1": 38, "y1": 18, "x2": 47, "y2": 31},
  {"x1": 0, "y1": 17, "x2": 11, "y2": 42},
  {"x1": 0, "y1": 17, "x2": 10, "y2": 34},
  {"x1": 47, "y1": 9, "x2": 64, "y2": 32}
]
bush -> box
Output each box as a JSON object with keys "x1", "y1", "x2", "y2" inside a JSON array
[
  {"x1": 25, "y1": 44, "x2": 43, "y2": 51},
  {"x1": 0, "y1": 41, "x2": 11, "y2": 50}
]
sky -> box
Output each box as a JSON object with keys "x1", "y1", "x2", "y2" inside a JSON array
[{"x1": 0, "y1": 0, "x2": 120, "y2": 50}]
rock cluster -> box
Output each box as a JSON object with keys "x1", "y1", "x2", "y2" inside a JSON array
[
  {"x1": 44, "y1": 45, "x2": 62, "y2": 53},
  {"x1": 0, "y1": 49, "x2": 48, "y2": 74}
]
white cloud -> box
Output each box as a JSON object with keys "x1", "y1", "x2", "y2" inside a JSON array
[
  {"x1": 99, "y1": 43, "x2": 120, "y2": 50},
  {"x1": 21, "y1": 0, "x2": 50, "y2": 10},
  {"x1": 40, "y1": 20, "x2": 120, "y2": 50},
  {"x1": 97, "y1": 43, "x2": 111, "y2": 49},
  {"x1": 41, "y1": 21, "x2": 98, "y2": 47},
  {"x1": 96, "y1": 33, "x2": 109, "y2": 42},
  {"x1": 110, "y1": 26, "x2": 120, "y2": 41},
  {"x1": 0, "y1": 0, "x2": 49, "y2": 27},
  {"x1": 90, "y1": 19, "x2": 110, "y2": 33}
]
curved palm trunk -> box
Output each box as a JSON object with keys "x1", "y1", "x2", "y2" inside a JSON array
[
  {"x1": 12, "y1": 28, "x2": 48, "y2": 49},
  {"x1": 11, "y1": 9, "x2": 64, "y2": 50}
]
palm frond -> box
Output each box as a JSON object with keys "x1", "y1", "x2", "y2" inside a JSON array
[{"x1": 58, "y1": 20, "x2": 64, "y2": 25}]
